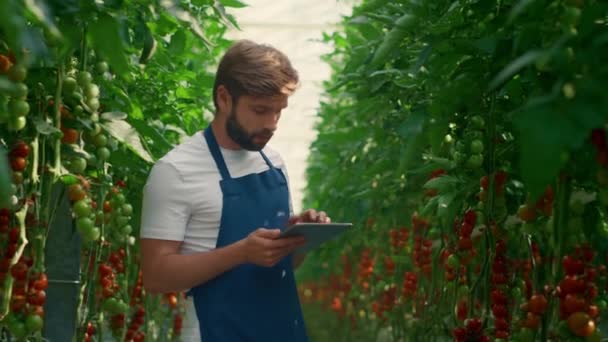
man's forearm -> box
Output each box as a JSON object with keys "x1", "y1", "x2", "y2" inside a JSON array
[{"x1": 142, "y1": 240, "x2": 246, "y2": 294}]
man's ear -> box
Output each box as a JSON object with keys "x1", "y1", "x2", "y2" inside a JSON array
[{"x1": 216, "y1": 85, "x2": 232, "y2": 115}]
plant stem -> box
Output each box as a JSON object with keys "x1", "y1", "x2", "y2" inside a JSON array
[{"x1": 52, "y1": 63, "x2": 64, "y2": 180}]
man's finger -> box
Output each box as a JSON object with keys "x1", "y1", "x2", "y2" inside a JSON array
[
  {"x1": 318, "y1": 211, "x2": 328, "y2": 223},
  {"x1": 304, "y1": 209, "x2": 318, "y2": 222},
  {"x1": 255, "y1": 228, "x2": 282, "y2": 239}
]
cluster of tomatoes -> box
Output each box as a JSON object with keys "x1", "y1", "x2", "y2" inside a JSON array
[
  {"x1": 356, "y1": 248, "x2": 374, "y2": 293},
  {"x1": 66, "y1": 180, "x2": 100, "y2": 243},
  {"x1": 453, "y1": 317, "x2": 490, "y2": 342},
  {"x1": 7, "y1": 141, "x2": 30, "y2": 185},
  {"x1": 0, "y1": 52, "x2": 29, "y2": 131},
  {"x1": 490, "y1": 240, "x2": 511, "y2": 340},
  {"x1": 411, "y1": 214, "x2": 432, "y2": 278},
  {"x1": 517, "y1": 186, "x2": 554, "y2": 223},
  {"x1": 556, "y1": 246, "x2": 600, "y2": 338}
]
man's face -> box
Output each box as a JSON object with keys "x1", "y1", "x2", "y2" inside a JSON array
[{"x1": 225, "y1": 94, "x2": 288, "y2": 151}]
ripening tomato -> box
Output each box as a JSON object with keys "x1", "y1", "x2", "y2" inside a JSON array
[
  {"x1": 61, "y1": 127, "x2": 79, "y2": 144},
  {"x1": 11, "y1": 141, "x2": 30, "y2": 158},
  {"x1": 567, "y1": 312, "x2": 595, "y2": 337},
  {"x1": 10, "y1": 157, "x2": 26, "y2": 172},
  {"x1": 528, "y1": 294, "x2": 548, "y2": 315},
  {"x1": 68, "y1": 184, "x2": 87, "y2": 202}
]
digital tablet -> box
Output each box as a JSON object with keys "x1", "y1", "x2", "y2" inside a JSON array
[{"x1": 279, "y1": 222, "x2": 352, "y2": 254}]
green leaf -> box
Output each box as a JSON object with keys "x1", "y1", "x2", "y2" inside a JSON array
[
  {"x1": 88, "y1": 13, "x2": 130, "y2": 78},
  {"x1": 423, "y1": 175, "x2": 461, "y2": 191},
  {"x1": 488, "y1": 50, "x2": 544, "y2": 91},
  {"x1": 32, "y1": 117, "x2": 61, "y2": 135},
  {"x1": 100, "y1": 119, "x2": 154, "y2": 164},
  {"x1": 219, "y1": 0, "x2": 247, "y2": 8},
  {"x1": 139, "y1": 23, "x2": 157, "y2": 64},
  {"x1": 507, "y1": 0, "x2": 536, "y2": 24},
  {"x1": 0, "y1": 146, "x2": 11, "y2": 208},
  {"x1": 514, "y1": 107, "x2": 583, "y2": 199},
  {"x1": 23, "y1": 0, "x2": 61, "y2": 38},
  {"x1": 397, "y1": 110, "x2": 426, "y2": 137},
  {"x1": 168, "y1": 30, "x2": 187, "y2": 54},
  {"x1": 101, "y1": 111, "x2": 128, "y2": 121},
  {"x1": 162, "y1": 0, "x2": 214, "y2": 48},
  {"x1": 127, "y1": 120, "x2": 174, "y2": 156},
  {"x1": 369, "y1": 14, "x2": 416, "y2": 69}
]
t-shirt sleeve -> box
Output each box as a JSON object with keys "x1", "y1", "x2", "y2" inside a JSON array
[{"x1": 140, "y1": 160, "x2": 191, "y2": 241}]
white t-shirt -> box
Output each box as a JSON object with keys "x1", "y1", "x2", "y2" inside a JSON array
[{"x1": 140, "y1": 130, "x2": 293, "y2": 341}]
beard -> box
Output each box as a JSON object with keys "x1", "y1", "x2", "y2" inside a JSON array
[{"x1": 225, "y1": 108, "x2": 273, "y2": 151}]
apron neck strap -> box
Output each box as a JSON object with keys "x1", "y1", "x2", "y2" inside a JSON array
[
  {"x1": 259, "y1": 150, "x2": 275, "y2": 169},
  {"x1": 204, "y1": 126, "x2": 232, "y2": 180},
  {"x1": 203, "y1": 126, "x2": 277, "y2": 180}
]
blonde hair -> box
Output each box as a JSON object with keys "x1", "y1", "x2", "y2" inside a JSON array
[{"x1": 213, "y1": 40, "x2": 299, "y2": 110}]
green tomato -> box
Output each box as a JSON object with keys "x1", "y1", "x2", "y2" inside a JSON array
[
  {"x1": 85, "y1": 84, "x2": 100, "y2": 99},
  {"x1": 428, "y1": 227, "x2": 440, "y2": 239},
  {"x1": 103, "y1": 297, "x2": 119, "y2": 313},
  {"x1": 96, "y1": 61, "x2": 109, "y2": 74},
  {"x1": 121, "y1": 203, "x2": 133, "y2": 216},
  {"x1": 447, "y1": 254, "x2": 459, "y2": 269},
  {"x1": 7, "y1": 320, "x2": 27, "y2": 339},
  {"x1": 82, "y1": 226, "x2": 100, "y2": 243},
  {"x1": 511, "y1": 286, "x2": 522, "y2": 300},
  {"x1": 86, "y1": 153, "x2": 98, "y2": 167},
  {"x1": 87, "y1": 97, "x2": 100, "y2": 113},
  {"x1": 8, "y1": 115, "x2": 27, "y2": 131},
  {"x1": 77, "y1": 71, "x2": 93, "y2": 87},
  {"x1": 8, "y1": 65, "x2": 27, "y2": 82},
  {"x1": 94, "y1": 134, "x2": 108, "y2": 147},
  {"x1": 9, "y1": 99, "x2": 30, "y2": 117},
  {"x1": 12, "y1": 83, "x2": 28, "y2": 99},
  {"x1": 470, "y1": 140, "x2": 484, "y2": 154},
  {"x1": 97, "y1": 147, "x2": 111, "y2": 161},
  {"x1": 70, "y1": 157, "x2": 87, "y2": 174},
  {"x1": 120, "y1": 224, "x2": 132, "y2": 236},
  {"x1": 466, "y1": 154, "x2": 484, "y2": 169},
  {"x1": 117, "y1": 300, "x2": 128, "y2": 314},
  {"x1": 73, "y1": 199, "x2": 92, "y2": 218},
  {"x1": 25, "y1": 314, "x2": 44, "y2": 332},
  {"x1": 76, "y1": 217, "x2": 94, "y2": 232},
  {"x1": 70, "y1": 91, "x2": 83, "y2": 103},
  {"x1": 63, "y1": 77, "x2": 78, "y2": 94},
  {"x1": 73, "y1": 105, "x2": 84, "y2": 116},
  {"x1": 457, "y1": 285, "x2": 469, "y2": 299},
  {"x1": 113, "y1": 193, "x2": 126, "y2": 205},
  {"x1": 115, "y1": 215, "x2": 130, "y2": 228},
  {"x1": 470, "y1": 115, "x2": 485, "y2": 129}
]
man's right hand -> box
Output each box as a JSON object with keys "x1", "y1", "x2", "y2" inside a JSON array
[{"x1": 240, "y1": 228, "x2": 306, "y2": 267}]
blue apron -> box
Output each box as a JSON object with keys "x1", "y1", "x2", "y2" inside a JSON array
[{"x1": 188, "y1": 126, "x2": 308, "y2": 342}]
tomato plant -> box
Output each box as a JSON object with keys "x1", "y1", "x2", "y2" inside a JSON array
[
  {"x1": 0, "y1": 0, "x2": 244, "y2": 340},
  {"x1": 299, "y1": 0, "x2": 608, "y2": 341}
]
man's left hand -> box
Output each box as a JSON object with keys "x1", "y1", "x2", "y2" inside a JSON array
[{"x1": 288, "y1": 209, "x2": 331, "y2": 226}]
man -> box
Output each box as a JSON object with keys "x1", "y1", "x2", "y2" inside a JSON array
[{"x1": 139, "y1": 40, "x2": 330, "y2": 341}]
